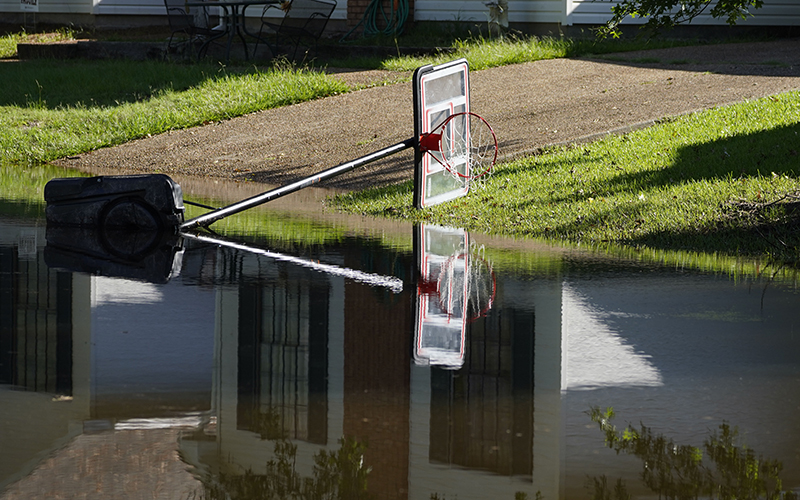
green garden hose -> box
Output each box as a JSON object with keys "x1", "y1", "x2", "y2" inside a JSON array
[{"x1": 340, "y1": 0, "x2": 409, "y2": 41}]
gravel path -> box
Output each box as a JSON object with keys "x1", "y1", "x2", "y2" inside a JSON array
[{"x1": 53, "y1": 39, "x2": 800, "y2": 193}]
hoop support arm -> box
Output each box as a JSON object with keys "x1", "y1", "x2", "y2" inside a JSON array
[{"x1": 418, "y1": 132, "x2": 442, "y2": 152}]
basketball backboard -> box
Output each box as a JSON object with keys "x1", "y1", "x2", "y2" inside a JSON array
[{"x1": 413, "y1": 59, "x2": 470, "y2": 209}]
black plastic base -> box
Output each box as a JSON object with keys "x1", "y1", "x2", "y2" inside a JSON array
[{"x1": 44, "y1": 174, "x2": 184, "y2": 230}]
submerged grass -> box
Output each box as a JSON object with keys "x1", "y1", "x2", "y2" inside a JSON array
[{"x1": 331, "y1": 92, "x2": 800, "y2": 262}]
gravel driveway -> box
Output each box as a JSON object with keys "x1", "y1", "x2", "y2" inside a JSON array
[{"x1": 53, "y1": 39, "x2": 800, "y2": 193}]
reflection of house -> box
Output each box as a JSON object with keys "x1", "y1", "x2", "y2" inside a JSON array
[
  {"x1": 0, "y1": 227, "x2": 73, "y2": 397},
  {"x1": 0, "y1": 221, "x2": 560, "y2": 499},
  {"x1": 236, "y1": 264, "x2": 332, "y2": 445},
  {"x1": 5, "y1": 217, "x2": 800, "y2": 499},
  {"x1": 559, "y1": 271, "x2": 800, "y2": 498},
  {"x1": 427, "y1": 309, "x2": 535, "y2": 476},
  {"x1": 0, "y1": 220, "x2": 216, "y2": 495},
  {"x1": 200, "y1": 236, "x2": 563, "y2": 500},
  {"x1": 0, "y1": 223, "x2": 90, "y2": 493},
  {"x1": 208, "y1": 242, "x2": 420, "y2": 498},
  {"x1": 201, "y1": 233, "x2": 800, "y2": 499},
  {"x1": 0, "y1": 0, "x2": 797, "y2": 35}
]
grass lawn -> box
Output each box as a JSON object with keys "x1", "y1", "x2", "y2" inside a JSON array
[
  {"x1": 0, "y1": 60, "x2": 349, "y2": 164},
  {"x1": 331, "y1": 92, "x2": 800, "y2": 262},
  {"x1": 0, "y1": 29, "x2": 701, "y2": 166}
]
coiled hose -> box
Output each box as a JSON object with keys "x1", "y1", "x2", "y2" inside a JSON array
[{"x1": 340, "y1": 0, "x2": 409, "y2": 40}]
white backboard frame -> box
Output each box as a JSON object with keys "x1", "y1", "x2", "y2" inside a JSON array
[
  {"x1": 413, "y1": 59, "x2": 471, "y2": 209},
  {"x1": 413, "y1": 224, "x2": 469, "y2": 369}
]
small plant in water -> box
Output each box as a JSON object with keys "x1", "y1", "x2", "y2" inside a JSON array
[
  {"x1": 201, "y1": 436, "x2": 374, "y2": 499},
  {"x1": 587, "y1": 407, "x2": 799, "y2": 500}
]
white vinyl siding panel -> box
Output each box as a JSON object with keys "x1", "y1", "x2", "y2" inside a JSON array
[
  {"x1": 0, "y1": 0, "x2": 91, "y2": 13},
  {"x1": 253, "y1": 2, "x2": 347, "y2": 20},
  {"x1": 91, "y1": 0, "x2": 164, "y2": 15},
  {"x1": 567, "y1": 0, "x2": 800, "y2": 26},
  {"x1": 414, "y1": 0, "x2": 566, "y2": 24}
]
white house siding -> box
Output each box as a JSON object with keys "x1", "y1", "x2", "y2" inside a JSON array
[
  {"x1": 0, "y1": 0, "x2": 346, "y2": 24},
  {"x1": 1, "y1": 0, "x2": 795, "y2": 27},
  {"x1": 0, "y1": 0, "x2": 91, "y2": 14},
  {"x1": 566, "y1": 0, "x2": 800, "y2": 26},
  {"x1": 91, "y1": 0, "x2": 164, "y2": 16},
  {"x1": 254, "y1": 2, "x2": 347, "y2": 21},
  {"x1": 414, "y1": 0, "x2": 566, "y2": 25}
]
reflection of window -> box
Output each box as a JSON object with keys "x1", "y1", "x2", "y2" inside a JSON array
[
  {"x1": 237, "y1": 268, "x2": 328, "y2": 444},
  {"x1": 0, "y1": 247, "x2": 73, "y2": 395},
  {"x1": 429, "y1": 308, "x2": 534, "y2": 477}
]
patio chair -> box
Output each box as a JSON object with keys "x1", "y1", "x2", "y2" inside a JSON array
[
  {"x1": 163, "y1": 0, "x2": 217, "y2": 59},
  {"x1": 255, "y1": 0, "x2": 337, "y2": 60}
]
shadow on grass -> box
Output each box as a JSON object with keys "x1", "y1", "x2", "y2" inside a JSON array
[
  {"x1": 0, "y1": 59, "x2": 224, "y2": 108},
  {"x1": 584, "y1": 38, "x2": 800, "y2": 78},
  {"x1": 580, "y1": 122, "x2": 799, "y2": 203},
  {"x1": 553, "y1": 122, "x2": 800, "y2": 259}
]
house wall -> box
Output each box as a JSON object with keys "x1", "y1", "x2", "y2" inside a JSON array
[
  {"x1": 0, "y1": 0, "x2": 90, "y2": 14},
  {"x1": 92, "y1": 0, "x2": 162, "y2": 16},
  {"x1": 566, "y1": 0, "x2": 800, "y2": 26},
  {"x1": 0, "y1": 0, "x2": 347, "y2": 29},
  {"x1": 0, "y1": 0, "x2": 797, "y2": 31},
  {"x1": 413, "y1": 0, "x2": 566, "y2": 26},
  {"x1": 410, "y1": 0, "x2": 800, "y2": 33}
]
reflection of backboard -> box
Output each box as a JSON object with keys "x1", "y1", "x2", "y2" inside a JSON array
[
  {"x1": 413, "y1": 59, "x2": 470, "y2": 209},
  {"x1": 413, "y1": 224, "x2": 468, "y2": 369}
]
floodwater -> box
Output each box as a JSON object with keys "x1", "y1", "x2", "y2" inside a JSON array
[{"x1": 1, "y1": 165, "x2": 800, "y2": 500}]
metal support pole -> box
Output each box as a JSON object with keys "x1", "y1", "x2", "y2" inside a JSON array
[{"x1": 181, "y1": 138, "x2": 415, "y2": 231}]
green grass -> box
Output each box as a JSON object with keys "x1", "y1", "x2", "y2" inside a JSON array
[
  {"x1": 330, "y1": 34, "x2": 703, "y2": 71},
  {"x1": 0, "y1": 32, "x2": 24, "y2": 58},
  {"x1": 0, "y1": 28, "x2": 76, "y2": 58},
  {"x1": 331, "y1": 92, "x2": 800, "y2": 262},
  {"x1": 0, "y1": 60, "x2": 348, "y2": 164}
]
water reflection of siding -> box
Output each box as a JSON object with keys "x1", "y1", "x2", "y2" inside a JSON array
[
  {"x1": 0, "y1": 245, "x2": 72, "y2": 396},
  {"x1": 343, "y1": 278, "x2": 412, "y2": 500},
  {"x1": 429, "y1": 307, "x2": 535, "y2": 477},
  {"x1": 236, "y1": 266, "x2": 329, "y2": 445}
]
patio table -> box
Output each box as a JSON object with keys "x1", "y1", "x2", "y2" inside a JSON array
[{"x1": 186, "y1": 0, "x2": 279, "y2": 61}]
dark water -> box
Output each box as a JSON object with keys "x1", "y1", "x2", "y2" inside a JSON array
[{"x1": 1, "y1": 171, "x2": 800, "y2": 500}]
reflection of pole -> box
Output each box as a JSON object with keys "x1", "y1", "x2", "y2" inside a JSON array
[
  {"x1": 181, "y1": 138, "x2": 415, "y2": 230},
  {"x1": 181, "y1": 232, "x2": 404, "y2": 293}
]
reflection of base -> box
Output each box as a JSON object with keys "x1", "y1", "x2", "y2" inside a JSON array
[
  {"x1": 45, "y1": 225, "x2": 184, "y2": 284},
  {"x1": 99, "y1": 196, "x2": 162, "y2": 231}
]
